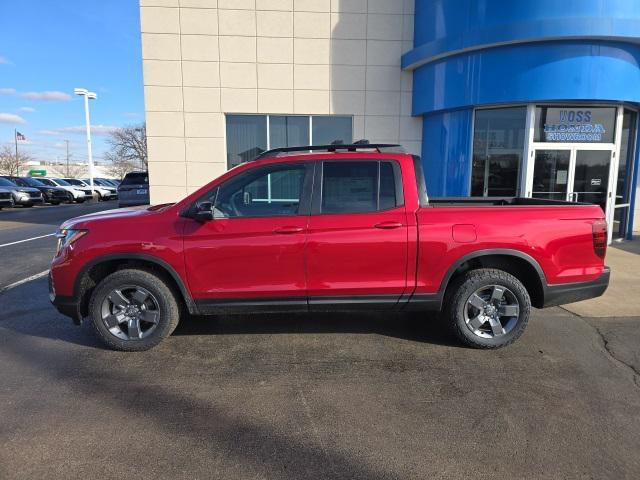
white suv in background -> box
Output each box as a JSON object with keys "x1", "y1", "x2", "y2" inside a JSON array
[
  {"x1": 82, "y1": 178, "x2": 118, "y2": 200},
  {"x1": 63, "y1": 178, "x2": 114, "y2": 201},
  {"x1": 39, "y1": 178, "x2": 87, "y2": 203}
]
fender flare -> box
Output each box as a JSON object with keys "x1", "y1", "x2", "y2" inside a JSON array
[
  {"x1": 73, "y1": 253, "x2": 197, "y2": 315},
  {"x1": 438, "y1": 248, "x2": 547, "y2": 296}
]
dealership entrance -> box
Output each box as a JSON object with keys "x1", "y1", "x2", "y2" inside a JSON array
[
  {"x1": 522, "y1": 105, "x2": 637, "y2": 243},
  {"x1": 529, "y1": 147, "x2": 613, "y2": 216},
  {"x1": 471, "y1": 104, "x2": 636, "y2": 244}
]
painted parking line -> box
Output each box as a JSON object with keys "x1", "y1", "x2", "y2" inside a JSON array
[
  {"x1": 0, "y1": 270, "x2": 50, "y2": 294},
  {"x1": 0, "y1": 233, "x2": 55, "y2": 249}
]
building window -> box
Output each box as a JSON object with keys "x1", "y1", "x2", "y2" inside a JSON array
[
  {"x1": 534, "y1": 106, "x2": 616, "y2": 143},
  {"x1": 471, "y1": 107, "x2": 527, "y2": 197},
  {"x1": 226, "y1": 115, "x2": 353, "y2": 168}
]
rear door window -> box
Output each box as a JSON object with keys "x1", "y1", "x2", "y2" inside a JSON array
[{"x1": 320, "y1": 161, "x2": 402, "y2": 214}]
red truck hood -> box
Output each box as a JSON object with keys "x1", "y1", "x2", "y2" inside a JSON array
[{"x1": 60, "y1": 204, "x2": 173, "y2": 230}]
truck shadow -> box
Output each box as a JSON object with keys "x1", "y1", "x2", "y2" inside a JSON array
[{"x1": 174, "y1": 311, "x2": 462, "y2": 348}]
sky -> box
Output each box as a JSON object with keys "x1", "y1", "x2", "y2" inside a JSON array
[{"x1": 0, "y1": 0, "x2": 144, "y2": 165}]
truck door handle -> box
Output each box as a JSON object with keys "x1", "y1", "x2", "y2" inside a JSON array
[
  {"x1": 273, "y1": 226, "x2": 305, "y2": 234},
  {"x1": 374, "y1": 221, "x2": 403, "y2": 229}
]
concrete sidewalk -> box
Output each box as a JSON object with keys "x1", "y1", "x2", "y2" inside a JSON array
[{"x1": 563, "y1": 238, "x2": 640, "y2": 317}]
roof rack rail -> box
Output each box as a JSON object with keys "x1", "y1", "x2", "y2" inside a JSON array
[{"x1": 253, "y1": 141, "x2": 405, "y2": 160}]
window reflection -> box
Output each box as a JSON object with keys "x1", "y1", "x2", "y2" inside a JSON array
[
  {"x1": 226, "y1": 115, "x2": 353, "y2": 169},
  {"x1": 471, "y1": 107, "x2": 526, "y2": 197}
]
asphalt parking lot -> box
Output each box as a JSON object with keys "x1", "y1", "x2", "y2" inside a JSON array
[{"x1": 1, "y1": 204, "x2": 639, "y2": 479}]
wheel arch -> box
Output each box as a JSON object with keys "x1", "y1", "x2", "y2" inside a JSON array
[
  {"x1": 440, "y1": 249, "x2": 547, "y2": 308},
  {"x1": 74, "y1": 253, "x2": 196, "y2": 319}
]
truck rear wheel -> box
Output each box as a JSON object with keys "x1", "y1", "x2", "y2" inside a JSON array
[
  {"x1": 445, "y1": 268, "x2": 530, "y2": 349},
  {"x1": 88, "y1": 269, "x2": 180, "y2": 351}
]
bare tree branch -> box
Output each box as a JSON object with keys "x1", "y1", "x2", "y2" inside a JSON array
[
  {"x1": 104, "y1": 151, "x2": 137, "y2": 180},
  {"x1": 105, "y1": 123, "x2": 147, "y2": 171},
  {"x1": 0, "y1": 144, "x2": 31, "y2": 176}
]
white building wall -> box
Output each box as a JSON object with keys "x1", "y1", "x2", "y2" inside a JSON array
[{"x1": 140, "y1": 0, "x2": 420, "y2": 204}]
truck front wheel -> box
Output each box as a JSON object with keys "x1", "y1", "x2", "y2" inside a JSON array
[
  {"x1": 445, "y1": 268, "x2": 531, "y2": 349},
  {"x1": 88, "y1": 269, "x2": 180, "y2": 351}
]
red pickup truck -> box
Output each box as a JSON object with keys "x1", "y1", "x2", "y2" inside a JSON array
[{"x1": 50, "y1": 144, "x2": 609, "y2": 351}]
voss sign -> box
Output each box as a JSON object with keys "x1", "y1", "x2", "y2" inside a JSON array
[{"x1": 544, "y1": 109, "x2": 606, "y2": 142}]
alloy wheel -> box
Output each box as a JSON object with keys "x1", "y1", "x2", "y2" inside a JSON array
[
  {"x1": 100, "y1": 285, "x2": 160, "y2": 340},
  {"x1": 463, "y1": 285, "x2": 520, "y2": 339}
]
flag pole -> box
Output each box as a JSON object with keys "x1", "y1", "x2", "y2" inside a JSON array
[{"x1": 14, "y1": 128, "x2": 18, "y2": 176}]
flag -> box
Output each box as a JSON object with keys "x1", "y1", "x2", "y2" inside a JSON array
[{"x1": 16, "y1": 131, "x2": 26, "y2": 141}]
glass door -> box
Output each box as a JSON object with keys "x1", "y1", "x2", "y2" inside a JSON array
[
  {"x1": 570, "y1": 150, "x2": 612, "y2": 212},
  {"x1": 531, "y1": 149, "x2": 571, "y2": 201}
]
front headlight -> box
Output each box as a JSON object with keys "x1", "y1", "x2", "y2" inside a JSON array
[{"x1": 55, "y1": 228, "x2": 88, "y2": 256}]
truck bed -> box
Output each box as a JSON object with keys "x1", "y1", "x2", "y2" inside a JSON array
[{"x1": 428, "y1": 197, "x2": 588, "y2": 207}]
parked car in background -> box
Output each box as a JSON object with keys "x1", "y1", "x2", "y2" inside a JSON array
[
  {"x1": 117, "y1": 171, "x2": 149, "y2": 208},
  {"x1": 102, "y1": 178, "x2": 120, "y2": 187},
  {"x1": 0, "y1": 187, "x2": 13, "y2": 209},
  {"x1": 40, "y1": 178, "x2": 86, "y2": 203},
  {"x1": 53, "y1": 178, "x2": 93, "y2": 200},
  {"x1": 61, "y1": 178, "x2": 112, "y2": 201},
  {"x1": 0, "y1": 177, "x2": 44, "y2": 207},
  {"x1": 82, "y1": 178, "x2": 118, "y2": 200},
  {"x1": 50, "y1": 144, "x2": 609, "y2": 351},
  {"x1": 6, "y1": 176, "x2": 69, "y2": 205}
]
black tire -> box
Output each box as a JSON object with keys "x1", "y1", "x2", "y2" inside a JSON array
[
  {"x1": 89, "y1": 269, "x2": 181, "y2": 351},
  {"x1": 76, "y1": 198, "x2": 85, "y2": 203},
  {"x1": 23, "y1": 203, "x2": 34, "y2": 208},
  {"x1": 445, "y1": 268, "x2": 531, "y2": 349},
  {"x1": 50, "y1": 201, "x2": 60, "y2": 205}
]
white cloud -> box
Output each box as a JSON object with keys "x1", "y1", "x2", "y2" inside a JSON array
[
  {"x1": 40, "y1": 124, "x2": 118, "y2": 136},
  {"x1": 18, "y1": 106, "x2": 36, "y2": 113},
  {"x1": 0, "y1": 88, "x2": 71, "y2": 101},
  {"x1": 0, "y1": 56, "x2": 11, "y2": 65},
  {"x1": 0, "y1": 113, "x2": 26, "y2": 124},
  {"x1": 21, "y1": 90, "x2": 71, "y2": 101}
]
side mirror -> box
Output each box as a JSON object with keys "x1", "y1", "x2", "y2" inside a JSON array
[{"x1": 193, "y1": 201, "x2": 214, "y2": 222}]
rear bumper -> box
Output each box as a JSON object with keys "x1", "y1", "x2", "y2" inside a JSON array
[{"x1": 542, "y1": 267, "x2": 610, "y2": 308}]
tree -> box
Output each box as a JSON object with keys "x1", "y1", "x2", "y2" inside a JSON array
[
  {"x1": 105, "y1": 123, "x2": 147, "y2": 171},
  {"x1": 105, "y1": 154, "x2": 136, "y2": 180},
  {"x1": 0, "y1": 144, "x2": 31, "y2": 176}
]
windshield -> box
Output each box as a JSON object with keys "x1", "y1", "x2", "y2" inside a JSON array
[
  {"x1": 65, "y1": 179, "x2": 85, "y2": 186},
  {"x1": 121, "y1": 172, "x2": 148, "y2": 186},
  {"x1": 51, "y1": 178, "x2": 71, "y2": 186},
  {"x1": 9, "y1": 178, "x2": 29, "y2": 187},
  {"x1": 21, "y1": 177, "x2": 44, "y2": 187},
  {"x1": 0, "y1": 178, "x2": 17, "y2": 187},
  {"x1": 39, "y1": 178, "x2": 55, "y2": 186}
]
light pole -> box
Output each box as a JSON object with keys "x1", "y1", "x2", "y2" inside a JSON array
[{"x1": 74, "y1": 88, "x2": 97, "y2": 199}]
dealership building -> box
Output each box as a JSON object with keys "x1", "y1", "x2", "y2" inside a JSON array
[{"x1": 140, "y1": 0, "x2": 639, "y2": 242}]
